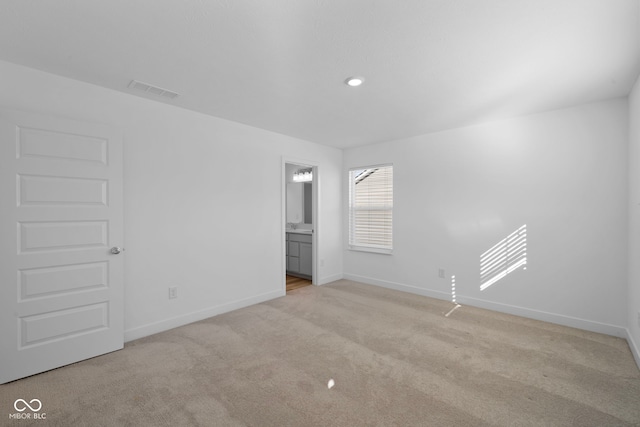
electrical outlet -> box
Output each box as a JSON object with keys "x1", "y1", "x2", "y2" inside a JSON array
[
  {"x1": 169, "y1": 287, "x2": 178, "y2": 299},
  {"x1": 438, "y1": 268, "x2": 445, "y2": 278}
]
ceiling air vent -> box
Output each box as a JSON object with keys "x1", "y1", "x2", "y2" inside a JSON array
[{"x1": 128, "y1": 80, "x2": 179, "y2": 99}]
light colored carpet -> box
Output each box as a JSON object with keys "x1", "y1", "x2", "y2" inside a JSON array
[{"x1": 1, "y1": 279, "x2": 639, "y2": 426}]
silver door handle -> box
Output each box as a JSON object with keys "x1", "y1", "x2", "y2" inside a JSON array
[{"x1": 110, "y1": 246, "x2": 124, "y2": 255}]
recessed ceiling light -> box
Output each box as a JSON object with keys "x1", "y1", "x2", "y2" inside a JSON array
[{"x1": 345, "y1": 77, "x2": 364, "y2": 87}]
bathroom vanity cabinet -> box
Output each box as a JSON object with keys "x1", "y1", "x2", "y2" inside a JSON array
[{"x1": 286, "y1": 232, "x2": 312, "y2": 279}]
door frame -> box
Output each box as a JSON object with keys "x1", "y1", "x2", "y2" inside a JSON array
[{"x1": 282, "y1": 157, "x2": 319, "y2": 288}]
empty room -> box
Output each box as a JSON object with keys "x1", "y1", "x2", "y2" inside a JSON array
[{"x1": 1, "y1": 1, "x2": 640, "y2": 425}]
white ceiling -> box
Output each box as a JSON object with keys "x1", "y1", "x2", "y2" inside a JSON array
[{"x1": 0, "y1": 0, "x2": 638, "y2": 149}]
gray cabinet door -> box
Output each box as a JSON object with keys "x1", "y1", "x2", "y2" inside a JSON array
[
  {"x1": 286, "y1": 233, "x2": 311, "y2": 278},
  {"x1": 288, "y1": 256, "x2": 300, "y2": 273},
  {"x1": 299, "y1": 242, "x2": 312, "y2": 276},
  {"x1": 288, "y1": 241, "x2": 300, "y2": 257}
]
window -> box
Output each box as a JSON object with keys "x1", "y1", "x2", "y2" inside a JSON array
[{"x1": 348, "y1": 164, "x2": 393, "y2": 253}]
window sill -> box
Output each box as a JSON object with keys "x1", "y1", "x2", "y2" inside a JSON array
[{"x1": 348, "y1": 245, "x2": 393, "y2": 255}]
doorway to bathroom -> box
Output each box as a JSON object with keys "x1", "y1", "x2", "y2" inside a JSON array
[{"x1": 283, "y1": 160, "x2": 318, "y2": 292}]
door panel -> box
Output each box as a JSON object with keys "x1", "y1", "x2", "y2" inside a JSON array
[
  {"x1": 19, "y1": 262, "x2": 108, "y2": 299},
  {"x1": 0, "y1": 110, "x2": 124, "y2": 384},
  {"x1": 19, "y1": 174, "x2": 108, "y2": 206}
]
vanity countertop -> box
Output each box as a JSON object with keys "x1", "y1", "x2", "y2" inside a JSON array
[{"x1": 286, "y1": 229, "x2": 312, "y2": 235}]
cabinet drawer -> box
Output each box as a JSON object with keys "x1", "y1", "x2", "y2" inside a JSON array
[{"x1": 288, "y1": 233, "x2": 312, "y2": 243}]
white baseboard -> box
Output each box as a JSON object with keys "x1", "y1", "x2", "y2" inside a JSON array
[
  {"x1": 343, "y1": 273, "x2": 627, "y2": 338},
  {"x1": 317, "y1": 273, "x2": 343, "y2": 285},
  {"x1": 459, "y1": 295, "x2": 627, "y2": 338},
  {"x1": 626, "y1": 329, "x2": 640, "y2": 370},
  {"x1": 343, "y1": 273, "x2": 451, "y2": 301},
  {"x1": 124, "y1": 289, "x2": 284, "y2": 342}
]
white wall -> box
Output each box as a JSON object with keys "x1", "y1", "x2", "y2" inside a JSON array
[
  {"x1": 0, "y1": 60, "x2": 343, "y2": 341},
  {"x1": 1, "y1": 58, "x2": 636, "y2": 355},
  {"x1": 628, "y1": 75, "x2": 640, "y2": 365},
  {"x1": 344, "y1": 99, "x2": 629, "y2": 336}
]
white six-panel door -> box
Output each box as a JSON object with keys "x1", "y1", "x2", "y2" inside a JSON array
[{"x1": 0, "y1": 110, "x2": 124, "y2": 384}]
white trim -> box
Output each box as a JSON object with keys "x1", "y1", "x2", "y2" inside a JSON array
[
  {"x1": 343, "y1": 273, "x2": 451, "y2": 301},
  {"x1": 124, "y1": 289, "x2": 283, "y2": 342},
  {"x1": 348, "y1": 245, "x2": 393, "y2": 255},
  {"x1": 455, "y1": 295, "x2": 627, "y2": 338},
  {"x1": 317, "y1": 272, "x2": 344, "y2": 285},
  {"x1": 348, "y1": 162, "x2": 394, "y2": 172},
  {"x1": 344, "y1": 273, "x2": 628, "y2": 338},
  {"x1": 626, "y1": 329, "x2": 640, "y2": 370}
]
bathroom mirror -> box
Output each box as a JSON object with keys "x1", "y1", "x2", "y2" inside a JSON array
[{"x1": 286, "y1": 182, "x2": 312, "y2": 224}]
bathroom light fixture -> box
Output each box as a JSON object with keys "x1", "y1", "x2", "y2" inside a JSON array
[
  {"x1": 345, "y1": 76, "x2": 364, "y2": 87},
  {"x1": 293, "y1": 168, "x2": 313, "y2": 182}
]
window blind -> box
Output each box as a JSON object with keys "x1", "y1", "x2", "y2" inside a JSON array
[{"x1": 348, "y1": 165, "x2": 393, "y2": 253}]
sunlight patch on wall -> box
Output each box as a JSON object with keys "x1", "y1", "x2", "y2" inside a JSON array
[
  {"x1": 451, "y1": 275, "x2": 457, "y2": 304},
  {"x1": 445, "y1": 275, "x2": 461, "y2": 317},
  {"x1": 480, "y1": 224, "x2": 527, "y2": 291}
]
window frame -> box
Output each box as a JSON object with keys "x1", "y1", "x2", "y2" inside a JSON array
[{"x1": 348, "y1": 163, "x2": 394, "y2": 255}]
